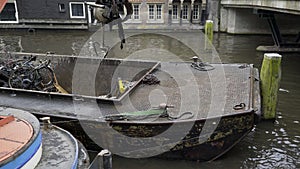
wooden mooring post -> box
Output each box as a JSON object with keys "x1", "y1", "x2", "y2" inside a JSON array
[
  {"x1": 260, "y1": 53, "x2": 282, "y2": 120},
  {"x1": 205, "y1": 20, "x2": 213, "y2": 49}
]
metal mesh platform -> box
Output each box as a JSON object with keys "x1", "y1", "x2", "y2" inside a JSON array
[{"x1": 116, "y1": 63, "x2": 252, "y2": 119}]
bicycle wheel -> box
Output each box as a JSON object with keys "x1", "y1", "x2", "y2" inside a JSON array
[
  {"x1": 9, "y1": 66, "x2": 34, "y2": 89},
  {"x1": 0, "y1": 79, "x2": 8, "y2": 87},
  {"x1": 36, "y1": 66, "x2": 54, "y2": 89}
]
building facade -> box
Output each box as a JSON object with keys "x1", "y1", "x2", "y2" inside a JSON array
[
  {"x1": 124, "y1": 0, "x2": 205, "y2": 29},
  {"x1": 0, "y1": 0, "x2": 206, "y2": 30},
  {"x1": 0, "y1": 0, "x2": 95, "y2": 29}
]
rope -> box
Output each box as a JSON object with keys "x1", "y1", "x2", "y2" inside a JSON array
[
  {"x1": 168, "y1": 112, "x2": 194, "y2": 120},
  {"x1": 191, "y1": 62, "x2": 215, "y2": 71},
  {"x1": 104, "y1": 111, "x2": 194, "y2": 121},
  {"x1": 45, "y1": 119, "x2": 80, "y2": 124}
]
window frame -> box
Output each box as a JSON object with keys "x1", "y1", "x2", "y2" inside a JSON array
[
  {"x1": 192, "y1": 4, "x2": 200, "y2": 20},
  {"x1": 147, "y1": 3, "x2": 163, "y2": 22},
  {"x1": 172, "y1": 4, "x2": 178, "y2": 20},
  {"x1": 182, "y1": 4, "x2": 188, "y2": 20},
  {"x1": 132, "y1": 4, "x2": 140, "y2": 20},
  {"x1": 58, "y1": 3, "x2": 66, "y2": 13},
  {"x1": 148, "y1": 4, "x2": 155, "y2": 20},
  {"x1": 69, "y1": 2, "x2": 86, "y2": 19},
  {"x1": 126, "y1": 3, "x2": 141, "y2": 23},
  {"x1": 156, "y1": 4, "x2": 162, "y2": 20}
]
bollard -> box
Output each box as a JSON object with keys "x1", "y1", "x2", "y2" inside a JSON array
[
  {"x1": 97, "y1": 149, "x2": 112, "y2": 169},
  {"x1": 40, "y1": 117, "x2": 51, "y2": 130},
  {"x1": 88, "y1": 149, "x2": 112, "y2": 169},
  {"x1": 260, "y1": 53, "x2": 282, "y2": 120}
]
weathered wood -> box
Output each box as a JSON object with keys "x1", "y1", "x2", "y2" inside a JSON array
[
  {"x1": 260, "y1": 53, "x2": 282, "y2": 119},
  {"x1": 205, "y1": 20, "x2": 213, "y2": 49},
  {"x1": 256, "y1": 45, "x2": 300, "y2": 53},
  {"x1": 205, "y1": 20, "x2": 214, "y2": 42}
]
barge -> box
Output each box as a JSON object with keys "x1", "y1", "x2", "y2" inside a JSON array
[{"x1": 0, "y1": 52, "x2": 261, "y2": 161}]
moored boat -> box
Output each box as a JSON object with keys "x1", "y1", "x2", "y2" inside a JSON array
[
  {"x1": 0, "y1": 52, "x2": 261, "y2": 161},
  {"x1": 0, "y1": 108, "x2": 90, "y2": 169}
]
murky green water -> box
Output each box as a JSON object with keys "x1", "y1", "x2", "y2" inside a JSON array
[{"x1": 0, "y1": 29, "x2": 299, "y2": 168}]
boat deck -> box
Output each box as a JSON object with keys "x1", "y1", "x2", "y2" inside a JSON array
[
  {"x1": 36, "y1": 122, "x2": 81, "y2": 169},
  {"x1": 0, "y1": 115, "x2": 34, "y2": 164},
  {"x1": 113, "y1": 63, "x2": 254, "y2": 119},
  {"x1": 0, "y1": 108, "x2": 41, "y2": 168},
  {"x1": 0, "y1": 55, "x2": 257, "y2": 122}
]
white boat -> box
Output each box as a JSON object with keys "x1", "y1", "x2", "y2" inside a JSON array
[{"x1": 0, "y1": 108, "x2": 89, "y2": 169}]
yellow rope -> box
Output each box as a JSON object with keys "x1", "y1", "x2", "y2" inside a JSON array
[{"x1": 53, "y1": 73, "x2": 69, "y2": 94}]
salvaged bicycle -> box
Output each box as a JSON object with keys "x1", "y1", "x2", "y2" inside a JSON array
[
  {"x1": 0, "y1": 57, "x2": 24, "y2": 87},
  {"x1": 0, "y1": 55, "x2": 56, "y2": 92}
]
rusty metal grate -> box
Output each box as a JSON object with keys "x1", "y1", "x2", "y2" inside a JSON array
[{"x1": 123, "y1": 63, "x2": 252, "y2": 118}]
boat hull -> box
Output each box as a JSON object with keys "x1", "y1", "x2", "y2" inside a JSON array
[{"x1": 33, "y1": 111, "x2": 254, "y2": 161}]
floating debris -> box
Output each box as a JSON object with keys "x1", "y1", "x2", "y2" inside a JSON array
[{"x1": 279, "y1": 88, "x2": 289, "y2": 93}]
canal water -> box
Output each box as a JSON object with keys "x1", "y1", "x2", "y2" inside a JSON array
[{"x1": 0, "y1": 29, "x2": 299, "y2": 168}]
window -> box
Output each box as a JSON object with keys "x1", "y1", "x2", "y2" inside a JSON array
[
  {"x1": 59, "y1": 3, "x2": 66, "y2": 12},
  {"x1": 156, "y1": 4, "x2": 162, "y2": 19},
  {"x1": 172, "y1": 5, "x2": 178, "y2": 20},
  {"x1": 127, "y1": 3, "x2": 140, "y2": 23},
  {"x1": 193, "y1": 4, "x2": 199, "y2": 20},
  {"x1": 0, "y1": 2, "x2": 18, "y2": 23},
  {"x1": 69, "y1": 2, "x2": 85, "y2": 18},
  {"x1": 129, "y1": 4, "x2": 140, "y2": 20},
  {"x1": 182, "y1": 4, "x2": 188, "y2": 20},
  {"x1": 149, "y1": 4, "x2": 154, "y2": 20},
  {"x1": 148, "y1": 4, "x2": 163, "y2": 21}
]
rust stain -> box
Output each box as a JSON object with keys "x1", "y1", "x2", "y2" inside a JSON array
[{"x1": 0, "y1": 115, "x2": 15, "y2": 127}]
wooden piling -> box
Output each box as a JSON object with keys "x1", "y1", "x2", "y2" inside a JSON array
[
  {"x1": 205, "y1": 20, "x2": 213, "y2": 49},
  {"x1": 205, "y1": 20, "x2": 213, "y2": 42},
  {"x1": 260, "y1": 53, "x2": 282, "y2": 120}
]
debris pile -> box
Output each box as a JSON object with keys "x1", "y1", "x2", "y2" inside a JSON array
[{"x1": 0, "y1": 56, "x2": 57, "y2": 92}]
